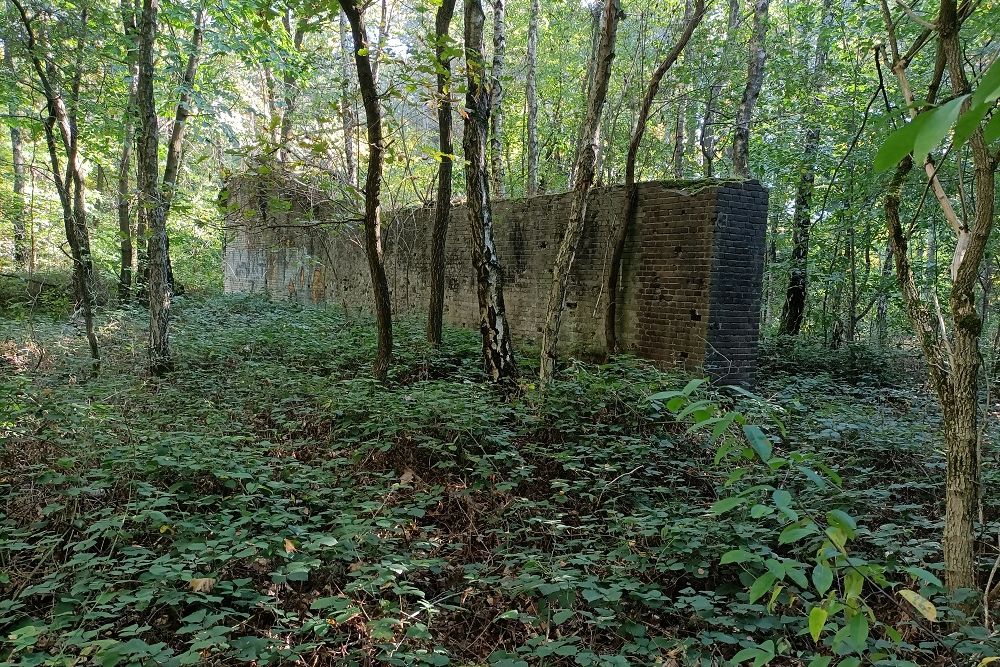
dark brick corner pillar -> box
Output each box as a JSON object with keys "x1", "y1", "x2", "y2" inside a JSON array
[{"x1": 704, "y1": 180, "x2": 769, "y2": 386}]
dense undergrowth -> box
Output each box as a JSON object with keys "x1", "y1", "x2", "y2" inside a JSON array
[{"x1": 0, "y1": 296, "x2": 998, "y2": 666}]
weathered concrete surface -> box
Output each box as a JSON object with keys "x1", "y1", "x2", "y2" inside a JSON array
[{"x1": 222, "y1": 177, "x2": 767, "y2": 384}]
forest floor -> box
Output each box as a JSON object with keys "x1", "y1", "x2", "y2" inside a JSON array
[{"x1": 0, "y1": 295, "x2": 998, "y2": 666}]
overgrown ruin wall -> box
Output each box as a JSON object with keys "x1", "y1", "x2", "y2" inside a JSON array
[{"x1": 222, "y1": 177, "x2": 768, "y2": 384}]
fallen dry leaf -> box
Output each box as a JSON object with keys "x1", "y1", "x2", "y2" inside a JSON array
[{"x1": 188, "y1": 577, "x2": 216, "y2": 593}]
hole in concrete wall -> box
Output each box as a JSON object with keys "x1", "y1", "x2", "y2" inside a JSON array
[
  {"x1": 690, "y1": 309, "x2": 701, "y2": 321},
  {"x1": 674, "y1": 246, "x2": 683, "y2": 255}
]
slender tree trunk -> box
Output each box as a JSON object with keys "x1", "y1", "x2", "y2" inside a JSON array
[
  {"x1": 161, "y1": 6, "x2": 205, "y2": 215},
  {"x1": 881, "y1": 0, "x2": 994, "y2": 592},
  {"x1": 938, "y1": 0, "x2": 990, "y2": 593},
  {"x1": 731, "y1": 0, "x2": 769, "y2": 179},
  {"x1": 540, "y1": 0, "x2": 622, "y2": 385},
  {"x1": 671, "y1": 96, "x2": 685, "y2": 178},
  {"x1": 778, "y1": 0, "x2": 833, "y2": 335},
  {"x1": 525, "y1": 0, "x2": 540, "y2": 196},
  {"x1": 699, "y1": 4, "x2": 739, "y2": 178},
  {"x1": 117, "y1": 0, "x2": 138, "y2": 302},
  {"x1": 874, "y1": 244, "x2": 892, "y2": 346},
  {"x1": 340, "y1": 0, "x2": 393, "y2": 380},
  {"x1": 11, "y1": 0, "x2": 99, "y2": 367},
  {"x1": 569, "y1": 3, "x2": 604, "y2": 186},
  {"x1": 427, "y1": 0, "x2": 456, "y2": 346},
  {"x1": 137, "y1": 0, "x2": 172, "y2": 374},
  {"x1": 489, "y1": 0, "x2": 506, "y2": 199},
  {"x1": 277, "y1": 10, "x2": 305, "y2": 165},
  {"x1": 603, "y1": 0, "x2": 703, "y2": 356},
  {"x1": 3, "y1": 40, "x2": 27, "y2": 268},
  {"x1": 463, "y1": 0, "x2": 516, "y2": 382},
  {"x1": 339, "y1": 11, "x2": 358, "y2": 187}
]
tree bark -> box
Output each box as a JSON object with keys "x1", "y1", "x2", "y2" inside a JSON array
[
  {"x1": 137, "y1": 0, "x2": 173, "y2": 375},
  {"x1": 11, "y1": 0, "x2": 99, "y2": 368},
  {"x1": 3, "y1": 39, "x2": 27, "y2": 269},
  {"x1": 339, "y1": 11, "x2": 358, "y2": 187},
  {"x1": 525, "y1": 0, "x2": 540, "y2": 196},
  {"x1": 603, "y1": 0, "x2": 703, "y2": 356},
  {"x1": 117, "y1": 0, "x2": 139, "y2": 303},
  {"x1": 161, "y1": 6, "x2": 205, "y2": 216},
  {"x1": 427, "y1": 0, "x2": 457, "y2": 347},
  {"x1": 699, "y1": 4, "x2": 739, "y2": 178},
  {"x1": 777, "y1": 0, "x2": 833, "y2": 336},
  {"x1": 540, "y1": 0, "x2": 621, "y2": 385},
  {"x1": 489, "y1": 0, "x2": 506, "y2": 199},
  {"x1": 731, "y1": 0, "x2": 769, "y2": 179},
  {"x1": 880, "y1": 0, "x2": 995, "y2": 593},
  {"x1": 340, "y1": 0, "x2": 393, "y2": 381},
  {"x1": 463, "y1": 0, "x2": 516, "y2": 382}
]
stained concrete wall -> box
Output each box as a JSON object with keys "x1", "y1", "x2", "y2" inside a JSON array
[{"x1": 222, "y1": 177, "x2": 767, "y2": 384}]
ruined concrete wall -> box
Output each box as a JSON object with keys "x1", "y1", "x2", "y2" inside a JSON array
[{"x1": 222, "y1": 177, "x2": 768, "y2": 384}]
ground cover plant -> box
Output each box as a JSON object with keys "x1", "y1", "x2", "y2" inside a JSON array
[{"x1": 1, "y1": 296, "x2": 997, "y2": 666}]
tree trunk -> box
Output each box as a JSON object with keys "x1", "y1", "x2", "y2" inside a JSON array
[
  {"x1": 525, "y1": 0, "x2": 540, "y2": 196},
  {"x1": 731, "y1": 0, "x2": 769, "y2": 179},
  {"x1": 699, "y1": 4, "x2": 739, "y2": 178},
  {"x1": 540, "y1": 0, "x2": 622, "y2": 384},
  {"x1": 777, "y1": 0, "x2": 833, "y2": 336},
  {"x1": 137, "y1": 0, "x2": 172, "y2": 375},
  {"x1": 874, "y1": 244, "x2": 892, "y2": 346},
  {"x1": 339, "y1": 11, "x2": 358, "y2": 187},
  {"x1": 671, "y1": 95, "x2": 685, "y2": 178},
  {"x1": 463, "y1": 0, "x2": 516, "y2": 382},
  {"x1": 603, "y1": 0, "x2": 703, "y2": 356},
  {"x1": 277, "y1": 10, "x2": 305, "y2": 165},
  {"x1": 489, "y1": 0, "x2": 506, "y2": 199},
  {"x1": 117, "y1": 0, "x2": 138, "y2": 303},
  {"x1": 427, "y1": 0, "x2": 457, "y2": 347},
  {"x1": 340, "y1": 0, "x2": 393, "y2": 380},
  {"x1": 3, "y1": 40, "x2": 27, "y2": 269},
  {"x1": 11, "y1": 0, "x2": 99, "y2": 367}
]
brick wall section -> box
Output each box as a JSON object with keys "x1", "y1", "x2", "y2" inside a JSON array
[
  {"x1": 706, "y1": 182, "x2": 769, "y2": 385},
  {"x1": 222, "y1": 176, "x2": 768, "y2": 383}
]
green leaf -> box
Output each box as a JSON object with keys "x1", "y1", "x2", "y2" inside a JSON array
[
  {"x1": 953, "y1": 102, "x2": 990, "y2": 148},
  {"x1": 904, "y1": 566, "x2": 942, "y2": 588},
  {"x1": 874, "y1": 115, "x2": 926, "y2": 172},
  {"x1": 779, "y1": 520, "x2": 817, "y2": 545},
  {"x1": 807, "y1": 658, "x2": 833, "y2": 667},
  {"x1": 812, "y1": 563, "x2": 834, "y2": 595},
  {"x1": 748, "y1": 572, "x2": 777, "y2": 603},
  {"x1": 711, "y1": 496, "x2": 746, "y2": 514},
  {"x1": 825, "y1": 509, "x2": 856, "y2": 536},
  {"x1": 985, "y1": 113, "x2": 1000, "y2": 143},
  {"x1": 721, "y1": 549, "x2": 760, "y2": 565},
  {"x1": 808, "y1": 606, "x2": 828, "y2": 642},
  {"x1": 743, "y1": 425, "x2": 772, "y2": 462},
  {"x1": 971, "y1": 57, "x2": 1000, "y2": 107},
  {"x1": 772, "y1": 489, "x2": 792, "y2": 508},
  {"x1": 899, "y1": 589, "x2": 937, "y2": 621},
  {"x1": 912, "y1": 95, "x2": 967, "y2": 163}
]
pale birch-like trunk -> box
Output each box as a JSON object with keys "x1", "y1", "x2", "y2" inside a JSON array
[
  {"x1": 489, "y1": 0, "x2": 506, "y2": 199},
  {"x1": 525, "y1": 0, "x2": 540, "y2": 196},
  {"x1": 463, "y1": 0, "x2": 516, "y2": 381}
]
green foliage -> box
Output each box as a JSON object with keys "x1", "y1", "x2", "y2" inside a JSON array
[{"x1": 1, "y1": 297, "x2": 996, "y2": 665}]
